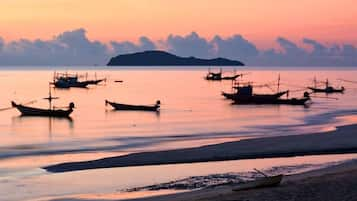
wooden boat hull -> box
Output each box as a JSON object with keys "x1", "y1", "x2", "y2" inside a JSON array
[
  {"x1": 11, "y1": 102, "x2": 73, "y2": 117},
  {"x1": 206, "y1": 75, "x2": 239, "y2": 81},
  {"x1": 232, "y1": 175, "x2": 283, "y2": 191},
  {"x1": 106, "y1": 100, "x2": 160, "y2": 111},
  {"x1": 231, "y1": 95, "x2": 309, "y2": 105},
  {"x1": 308, "y1": 87, "x2": 344, "y2": 93},
  {"x1": 53, "y1": 81, "x2": 89, "y2": 88},
  {"x1": 223, "y1": 91, "x2": 287, "y2": 100},
  {"x1": 276, "y1": 97, "x2": 310, "y2": 105},
  {"x1": 83, "y1": 79, "x2": 105, "y2": 85}
]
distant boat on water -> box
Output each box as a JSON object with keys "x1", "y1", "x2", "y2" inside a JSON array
[
  {"x1": 205, "y1": 68, "x2": 241, "y2": 81},
  {"x1": 308, "y1": 78, "x2": 345, "y2": 94},
  {"x1": 51, "y1": 72, "x2": 105, "y2": 89},
  {"x1": 105, "y1": 100, "x2": 160, "y2": 111}
]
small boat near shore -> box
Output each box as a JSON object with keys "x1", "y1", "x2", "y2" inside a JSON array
[
  {"x1": 105, "y1": 100, "x2": 160, "y2": 111},
  {"x1": 232, "y1": 174, "x2": 284, "y2": 191},
  {"x1": 11, "y1": 85, "x2": 75, "y2": 117},
  {"x1": 11, "y1": 101, "x2": 74, "y2": 117}
]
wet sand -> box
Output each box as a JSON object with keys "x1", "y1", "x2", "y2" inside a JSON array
[
  {"x1": 118, "y1": 159, "x2": 357, "y2": 201},
  {"x1": 46, "y1": 158, "x2": 357, "y2": 201},
  {"x1": 45, "y1": 124, "x2": 357, "y2": 173}
]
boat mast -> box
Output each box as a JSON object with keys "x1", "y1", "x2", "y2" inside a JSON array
[
  {"x1": 277, "y1": 74, "x2": 281, "y2": 93},
  {"x1": 314, "y1": 76, "x2": 317, "y2": 88}
]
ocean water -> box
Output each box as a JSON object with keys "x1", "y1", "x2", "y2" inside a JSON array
[
  {"x1": 1, "y1": 66, "x2": 357, "y2": 200},
  {"x1": 0, "y1": 67, "x2": 357, "y2": 168}
]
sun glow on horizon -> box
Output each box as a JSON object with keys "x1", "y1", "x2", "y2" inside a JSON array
[{"x1": 0, "y1": 0, "x2": 357, "y2": 48}]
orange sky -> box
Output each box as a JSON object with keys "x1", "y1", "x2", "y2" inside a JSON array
[{"x1": 0, "y1": 0, "x2": 357, "y2": 48}]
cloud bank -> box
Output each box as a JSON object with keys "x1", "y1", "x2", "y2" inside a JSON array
[{"x1": 0, "y1": 28, "x2": 356, "y2": 66}]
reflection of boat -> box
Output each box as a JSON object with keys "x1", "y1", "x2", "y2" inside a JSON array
[
  {"x1": 105, "y1": 100, "x2": 160, "y2": 111},
  {"x1": 308, "y1": 78, "x2": 345, "y2": 94},
  {"x1": 11, "y1": 101, "x2": 74, "y2": 117},
  {"x1": 232, "y1": 174, "x2": 284, "y2": 191}
]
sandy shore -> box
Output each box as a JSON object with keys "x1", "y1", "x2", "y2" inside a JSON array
[
  {"x1": 45, "y1": 124, "x2": 357, "y2": 173},
  {"x1": 46, "y1": 158, "x2": 357, "y2": 201},
  {"x1": 118, "y1": 159, "x2": 357, "y2": 201}
]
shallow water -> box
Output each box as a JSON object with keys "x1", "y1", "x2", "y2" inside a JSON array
[
  {"x1": 1, "y1": 67, "x2": 357, "y2": 200},
  {"x1": 0, "y1": 67, "x2": 357, "y2": 167}
]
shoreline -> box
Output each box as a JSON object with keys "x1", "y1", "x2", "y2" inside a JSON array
[
  {"x1": 44, "y1": 124, "x2": 357, "y2": 173},
  {"x1": 117, "y1": 159, "x2": 357, "y2": 201},
  {"x1": 43, "y1": 157, "x2": 357, "y2": 201}
]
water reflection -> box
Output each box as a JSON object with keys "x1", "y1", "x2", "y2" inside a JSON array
[{"x1": 11, "y1": 116, "x2": 74, "y2": 141}]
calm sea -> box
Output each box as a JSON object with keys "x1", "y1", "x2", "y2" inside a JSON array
[
  {"x1": 1, "y1": 66, "x2": 357, "y2": 201},
  {"x1": 0, "y1": 67, "x2": 357, "y2": 167}
]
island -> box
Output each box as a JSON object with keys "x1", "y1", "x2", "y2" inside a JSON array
[{"x1": 107, "y1": 50, "x2": 244, "y2": 66}]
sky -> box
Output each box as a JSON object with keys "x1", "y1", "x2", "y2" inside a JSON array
[{"x1": 0, "y1": 0, "x2": 357, "y2": 66}]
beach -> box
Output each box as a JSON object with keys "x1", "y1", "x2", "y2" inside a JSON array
[
  {"x1": 42, "y1": 150, "x2": 357, "y2": 201},
  {"x1": 45, "y1": 124, "x2": 357, "y2": 173},
  {"x1": 36, "y1": 123, "x2": 357, "y2": 201},
  {"x1": 114, "y1": 158, "x2": 357, "y2": 201}
]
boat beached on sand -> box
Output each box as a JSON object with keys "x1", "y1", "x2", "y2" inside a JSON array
[
  {"x1": 105, "y1": 100, "x2": 161, "y2": 111},
  {"x1": 232, "y1": 174, "x2": 284, "y2": 191}
]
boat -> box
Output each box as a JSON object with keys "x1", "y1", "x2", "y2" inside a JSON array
[
  {"x1": 229, "y1": 86, "x2": 310, "y2": 105},
  {"x1": 11, "y1": 85, "x2": 75, "y2": 117},
  {"x1": 308, "y1": 78, "x2": 345, "y2": 94},
  {"x1": 105, "y1": 100, "x2": 160, "y2": 111},
  {"x1": 308, "y1": 86, "x2": 345, "y2": 93},
  {"x1": 11, "y1": 101, "x2": 74, "y2": 117},
  {"x1": 232, "y1": 174, "x2": 284, "y2": 191},
  {"x1": 205, "y1": 69, "x2": 240, "y2": 81},
  {"x1": 276, "y1": 96, "x2": 310, "y2": 105},
  {"x1": 83, "y1": 79, "x2": 106, "y2": 85},
  {"x1": 222, "y1": 90, "x2": 288, "y2": 100},
  {"x1": 51, "y1": 72, "x2": 89, "y2": 88}
]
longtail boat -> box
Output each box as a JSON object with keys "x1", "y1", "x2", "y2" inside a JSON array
[
  {"x1": 308, "y1": 78, "x2": 345, "y2": 94},
  {"x1": 51, "y1": 72, "x2": 89, "y2": 88},
  {"x1": 205, "y1": 68, "x2": 241, "y2": 81},
  {"x1": 11, "y1": 101, "x2": 74, "y2": 117},
  {"x1": 83, "y1": 79, "x2": 105, "y2": 85},
  {"x1": 11, "y1": 85, "x2": 75, "y2": 117},
  {"x1": 105, "y1": 100, "x2": 160, "y2": 111},
  {"x1": 232, "y1": 174, "x2": 283, "y2": 191},
  {"x1": 229, "y1": 85, "x2": 310, "y2": 105},
  {"x1": 222, "y1": 90, "x2": 288, "y2": 100}
]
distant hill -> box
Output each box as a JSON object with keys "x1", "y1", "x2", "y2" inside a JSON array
[{"x1": 107, "y1": 51, "x2": 244, "y2": 66}]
